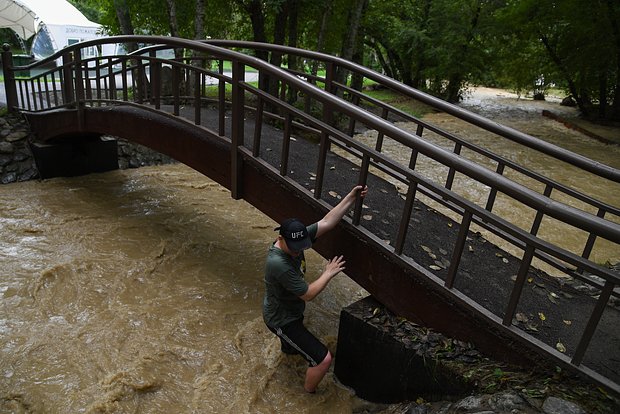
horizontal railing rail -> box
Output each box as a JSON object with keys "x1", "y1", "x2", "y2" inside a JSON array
[{"x1": 2, "y1": 36, "x2": 618, "y2": 395}]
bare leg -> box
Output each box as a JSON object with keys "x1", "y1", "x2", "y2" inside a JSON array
[{"x1": 304, "y1": 351, "x2": 332, "y2": 393}]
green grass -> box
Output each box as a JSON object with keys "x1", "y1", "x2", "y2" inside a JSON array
[{"x1": 363, "y1": 85, "x2": 433, "y2": 118}]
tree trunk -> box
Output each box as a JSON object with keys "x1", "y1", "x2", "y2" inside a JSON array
[
  {"x1": 236, "y1": 0, "x2": 269, "y2": 90},
  {"x1": 411, "y1": 0, "x2": 432, "y2": 89},
  {"x1": 269, "y1": 2, "x2": 288, "y2": 99},
  {"x1": 113, "y1": 0, "x2": 136, "y2": 52},
  {"x1": 241, "y1": 0, "x2": 268, "y2": 60},
  {"x1": 599, "y1": 72, "x2": 608, "y2": 120},
  {"x1": 310, "y1": 0, "x2": 332, "y2": 79},
  {"x1": 190, "y1": 0, "x2": 207, "y2": 97},
  {"x1": 445, "y1": 1, "x2": 482, "y2": 102},
  {"x1": 350, "y1": 22, "x2": 366, "y2": 92},
  {"x1": 366, "y1": 39, "x2": 393, "y2": 79},
  {"x1": 166, "y1": 0, "x2": 183, "y2": 59},
  {"x1": 605, "y1": 0, "x2": 620, "y2": 118},
  {"x1": 287, "y1": 0, "x2": 300, "y2": 102},
  {"x1": 195, "y1": 0, "x2": 205, "y2": 41},
  {"x1": 336, "y1": 0, "x2": 368, "y2": 94},
  {"x1": 540, "y1": 34, "x2": 588, "y2": 116}
]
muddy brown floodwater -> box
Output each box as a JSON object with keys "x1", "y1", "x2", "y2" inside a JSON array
[{"x1": 0, "y1": 165, "x2": 387, "y2": 413}]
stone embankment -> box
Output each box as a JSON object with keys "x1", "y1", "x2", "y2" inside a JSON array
[
  {"x1": 0, "y1": 112, "x2": 175, "y2": 184},
  {"x1": 0, "y1": 113, "x2": 38, "y2": 184}
]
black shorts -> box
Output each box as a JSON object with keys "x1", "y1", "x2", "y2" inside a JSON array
[{"x1": 268, "y1": 319, "x2": 328, "y2": 367}]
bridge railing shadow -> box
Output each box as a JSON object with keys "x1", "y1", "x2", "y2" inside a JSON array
[{"x1": 2, "y1": 37, "x2": 619, "y2": 395}]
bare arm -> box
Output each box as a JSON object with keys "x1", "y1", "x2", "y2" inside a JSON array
[
  {"x1": 316, "y1": 185, "x2": 368, "y2": 239},
  {"x1": 300, "y1": 255, "x2": 345, "y2": 301}
]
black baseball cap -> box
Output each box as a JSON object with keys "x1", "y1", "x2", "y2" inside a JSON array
[{"x1": 275, "y1": 218, "x2": 312, "y2": 253}]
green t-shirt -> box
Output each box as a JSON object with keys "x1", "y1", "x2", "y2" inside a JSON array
[{"x1": 263, "y1": 223, "x2": 318, "y2": 328}]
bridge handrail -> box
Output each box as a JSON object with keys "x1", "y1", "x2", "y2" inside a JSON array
[
  {"x1": 4, "y1": 35, "x2": 619, "y2": 246},
  {"x1": 116, "y1": 41, "x2": 620, "y2": 245},
  {"x1": 202, "y1": 40, "x2": 620, "y2": 184}
]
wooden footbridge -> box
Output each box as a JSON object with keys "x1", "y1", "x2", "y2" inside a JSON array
[{"x1": 2, "y1": 36, "x2": 619, "y2": 397}]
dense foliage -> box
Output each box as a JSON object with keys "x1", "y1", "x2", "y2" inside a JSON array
[{"x1": 8, "y1": 0, "x2": 618, "y2": 121}]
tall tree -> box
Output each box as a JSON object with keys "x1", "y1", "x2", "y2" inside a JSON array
[
  {"x1": 492, "y1": 0, "x2": 620, "y2": 120},
  {"x1": 336, "y1": 0, "x2": 368, "y2": 92},
  {"x1": 113, "y1": 0, "x2": 136, "y2": 52},
  {"x1": 195, "y1": 0, "x2": 206, "y2": 41}
]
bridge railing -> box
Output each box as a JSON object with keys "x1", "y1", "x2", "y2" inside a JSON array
[
  {"x1": 2, "y1": 37, "x2": 619, "y2": 394},
  {"x1": 203, "y1": 41, "x2": 620, "y2": 281}
]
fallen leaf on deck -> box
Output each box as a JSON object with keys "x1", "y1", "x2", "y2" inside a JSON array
[
  {"x1": 538, "y1": 312, "x2": 546, "y2": 322},
  {"x1": 362, "y1": 215, "x2": 373, "y2": 221},
  {"x1": 429, "y1": 265, "x2": 442, "y2": 271},
  {"x1": 328, "y1": 191, "x2": 339, "y2": 198},
  {"x1": 515, "y1": 313, "x2": 528, "y2": 323},
  {"x1": 556, "y1": 341, "x2": 566, "y2": 353},
  {"x1": 563, "y1": 320, "x2": 572, "y2": 326}
]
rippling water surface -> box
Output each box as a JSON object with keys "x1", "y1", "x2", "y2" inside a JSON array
[{"x1": 0, "y1": 165, "x2": 376, "y2": 413}]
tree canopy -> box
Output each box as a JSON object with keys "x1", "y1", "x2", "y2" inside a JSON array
[{"x1": 60, "y1": 0, "x2": 620, "y2": 121}]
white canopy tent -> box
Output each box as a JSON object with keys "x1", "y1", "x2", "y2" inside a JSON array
[
  {"x1": 0, "y1": 0, "x2": 36, "y2": 39},
  {"x1": 0, "y1": 0, "x2": 109, "y2": 62}
]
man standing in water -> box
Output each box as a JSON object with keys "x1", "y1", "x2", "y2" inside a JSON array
[{"x1": 262, "y1": 185, "x2": 368, "y2": 393}]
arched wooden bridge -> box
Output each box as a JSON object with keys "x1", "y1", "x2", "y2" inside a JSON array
[{"x1": 2, "y1": 36, "x2": 619, "y2": 397}]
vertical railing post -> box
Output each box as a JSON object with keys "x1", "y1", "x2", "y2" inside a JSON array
[
  {"x1": 230, "y1": 61, "x2": 245, "y2": 200},
  {"x1": 572, "y1": 280, "x2": 614, "y2": 365},
  {"x1": 62, "y1": 52, "x2": 74, "y2": 106},
  {"x1": 485, "y1": 162, "x2": 505, "y2": 212},
  {"x1": 445, "y1": 142, "x2": 462, "y2": 190},
  {"x1": 150, "y1": 50, "x2": 160, "y2": 109},
  {"x1": 502, "y1": 244, "x2": 535, "y2": 326},
  {"x1": 1, "y1": 45, "x2": 19, "y2": 111},
  {"x1": 445, "y1": 210, "x2": 473, "y2": 289},
  {"x1": 280, "y1": 114, "x2": 292, "y2": 176},
  {"x1": 394, "y1": 181, "x2": 419, "y2": 255},
  {"x1": 218, "y1": 60, "x2": 226, "y2": 136},
  {"x1": 352, "y1": 155, "x2": 370, "y2": 226},
  {"x1": 530, "y1": 184, "x2": 553, "y2": 235},
  {"x1": 314, "y1": 62, "x2": 336, "y2": 199},
  {"x1": 73, "y1": 51, "x2": 85, "y2": 131}
]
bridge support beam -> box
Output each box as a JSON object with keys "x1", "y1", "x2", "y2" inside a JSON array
[
  {"x1": 335, "y1": 296, "x2": 471, "y2": 403},
  {"x1": 30, "y1": 136, "x2": 118, "y2": 179}
]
